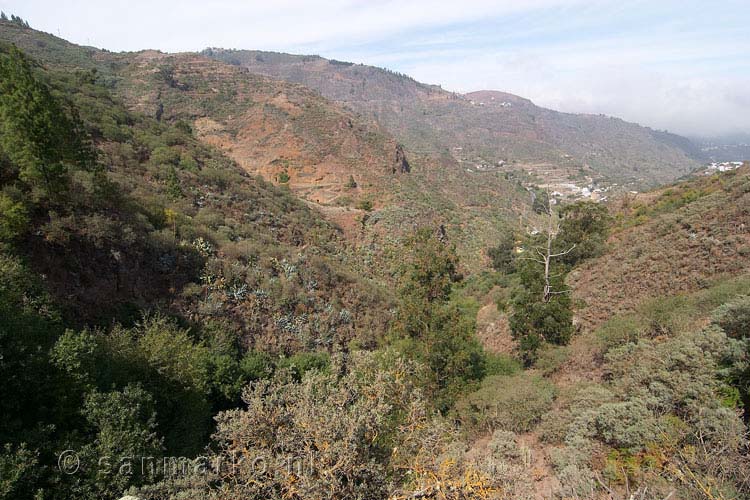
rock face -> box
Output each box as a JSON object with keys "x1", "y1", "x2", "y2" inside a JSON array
[{"x1": 394, "y1": 144, "x2": 410, "y2": 174}]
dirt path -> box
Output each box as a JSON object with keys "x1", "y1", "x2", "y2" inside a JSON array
[{"x1": 517, "y1": 432, "x2": 562, "y2": 500}]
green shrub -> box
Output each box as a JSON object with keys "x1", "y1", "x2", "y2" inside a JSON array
[
  {"x1": 357, "y1": 199, "x2": 373, "y2": 211},
  {"x1": 591, "y1": 400, "x2": 658, "y2": 450},
  {"x1": 711, "y1": 295, "x2": 750, "y2": 339},
  {"x1": 555, "y1": 201, "x2": 612, "y2": 266},
  {"x1": 240, "y1": 350, "x2": 275, "y2": 381},
  {"x1": 0, "y1": 444, "x2": 40, "y2": 500},
  {"x1": 149, "y1": 145, "x2": 180, "y2": 166},
  {"x1": 456, "y1": 373, "x2": 555, "y2": 434},
  {"x1": 596, "y1": 314, "x2": 642, "y2": 351},
  {"x1": 538, "y1": 384, "x2": 615, "y2": 444},
  {"x1": 179, "y1": 152, "x2": 199, "y2": 171},
  {"x1": 483, "y1": 352, "x2": 521, "y2": 376},
  {"x1": 0, "y1": 191, "x2": 28, "y2": 241},
  {"x1": 533, "y1": 344, "x2": 570, "y2": 375},
  {"x1": 487, "y1": 231, "x2": 515, "y2": 273},
  {"x1": 78, "y1": 384, "x2": 163, "y2": 497},
  {"x1": 276, "y1": 351, "x2": 330, "y2": 381}
]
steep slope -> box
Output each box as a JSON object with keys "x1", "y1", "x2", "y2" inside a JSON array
[
  {"x1": 569, "y1": 165, "x2": 750, "y2": 330},
  {"x1": 0, "y1": 32, "x2": 393, "y2": 352},
  {"x1": 0, "y1": 23, "x2": 530, "y2": 270},
  {"x1": 116, "y1": 50, "x2": 407, "y2": 208},
  {"x1": 110, "y1": 52, "x2": 531, "y2": 270},
  {"x1": 205, "y1": 49, "x2": 703, "y2": 190}
]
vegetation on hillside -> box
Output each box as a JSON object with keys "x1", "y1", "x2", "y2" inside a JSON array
[
  {"x1": 1, "y1": 17, "x2": 749, "y2": 500},
  {"x1": 205, "y1": 49, "x2": 704, "y2": 188}
]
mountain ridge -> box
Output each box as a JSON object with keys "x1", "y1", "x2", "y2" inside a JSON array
[
  {"x1": 0, "y1": 21, "x2": 530, "y2": 271},
  {"x1": 205, "y1": 48, "x2": 705, "y2": 190}
]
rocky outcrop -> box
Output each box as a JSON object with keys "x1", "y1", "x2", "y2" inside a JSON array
[{"x1": 393, "y1": 144, "x2": 410, "y2": 174}]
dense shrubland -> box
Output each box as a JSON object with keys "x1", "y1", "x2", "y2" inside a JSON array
[
  {"x1": 539, "y1": 321, "x2": 749, "y2": 498},
  {"x1": 0, "y1": 44, "x2": 393, "y2": 499}
]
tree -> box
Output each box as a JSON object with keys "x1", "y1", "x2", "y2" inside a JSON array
[
  {"x1": 487, "y1": 230, "x2": 516, "y2": 273},
  {"x1": 523, "y1": 201, "x2": 576, "y2": 304},
  {"x1": 165, "y1": 165, "x2": 182, "y2": 200},
  {"x1": 0, "y1": 46, "x2": 94, "y2": 199},
  {"x1": 555, "y1": 201, "x2": 611, "y2": 266},
  {"x1": 531, "y1": 188, "x2": 550, "y2": 214},
  {"x1": 345, "y1": 174, "x2": 357, "y2": 188},
  {"x1": 396, "y1": 227, "x2": 459, "y2": 335},
  {"x1": 392, "y1": 227, "x2": 484, "y2": 411},
  {"x1": 510, "y1": 194, "x2": 575, "y2": 363},
  {"x1": 76, "y1": 385, "x2": 163, "y2": 498},
  {"x1": 510, "y1": 256, "x2": 574, "y2": 363}
]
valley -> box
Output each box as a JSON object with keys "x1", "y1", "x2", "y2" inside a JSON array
[{"x1": 0, "y1": 12, "x2": 749, "y2": 500}]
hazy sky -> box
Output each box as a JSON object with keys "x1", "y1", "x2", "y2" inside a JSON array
[{"x1": 3, "y1": 0, "x2": 749, "y2": 138}]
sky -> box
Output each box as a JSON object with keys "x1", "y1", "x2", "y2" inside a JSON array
[{"x1": 2, "y1": 0, "x2": 749, "y2": 138}]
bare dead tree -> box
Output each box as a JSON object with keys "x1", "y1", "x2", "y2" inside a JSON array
[{"x1": 517, "y1": 189, "x2": 575, "y2": 303}]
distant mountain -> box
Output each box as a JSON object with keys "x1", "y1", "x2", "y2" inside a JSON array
[
  {"x1": 691, "y1": 133, "x2": 750, "y2": 162},
  {"x1": 204, "y1": 49, "x2": 704, "y2": 190},
  {"x1": 0, "y1": 22, "x2": 529, "y2": 271}
]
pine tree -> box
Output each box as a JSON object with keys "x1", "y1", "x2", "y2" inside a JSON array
[
  {"x1": 393, "y1": 227, "x2": 484, "y2": 411},
  {"x1": 165, "y1": 165, "x2": 183, "y2": 200},
  {"x1": 0, "y1": 12, "x2": 8, "y2": 21},
  {"x1": 0, "y1": 46, "x2": 94, "y2": 199}
]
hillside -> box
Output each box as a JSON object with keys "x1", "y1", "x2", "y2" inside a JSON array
[
  {"x1": 0, "y1": 23, "x2": 530, "y2": 271},
  {"x1": 569, "y1": 165, "x2": 750, "y2": 330},
  {"x1": 2, "y1": 16, "x2": 750, "y2": 500},
  {"x1": 204, "y1": 49, "x2": 704, "y2": 191}
]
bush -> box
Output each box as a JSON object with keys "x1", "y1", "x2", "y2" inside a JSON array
[
  {"x1": 147, "y1": 352, "x2": 454, "y2": 500},
  {"x1": 591, "y1": 400, "x2": 658, "y2": 450},
  {"x1": 533, "y1": 344, "x2": 570, "y2": 375},
  {"x1": 456, "y1": 373, "x2": 555, "y2": 434},
  {"x1": 538, "y1": 384, "x2": 615, "y2": 444},
  {"x1": 149, "y1": 145, "x2": 180, "y2": 166},
  {"x1": 596, "y1": 314, "x2": 641, "y2": 351},
  {"x1": 0, "y1": 190, "x2": 28, "y2": 241},
  {"x1": 483, "y1": 352, "x2": 522, "y2": 376},
  {"x1": 487, "y1": 231, "x2": 515, "y2": 273},
  {"x1": 711, "y1": 295, "x2": 750, "y2": 339},
  {"x1": 356, "y1": 199, "x2": 373, "y2": 211},
  {"x1": 713, "y1": 296, "x2": 750, "y2": 418},
  {"x1": 239, "y1": 350, "x2": 275, "y2": 381},
  {"x1": 77, "y1": 384, "x2": 163, "y2": 497},
  {"x1": 488, "y1": 430, "x2": 520, "y2": 460},
  {"x1": 276, "y1": 351, "x2": 330, "y2": 381},
  {"x1": 555, "y1": 201, "x2": 612, "y2": 266}
]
